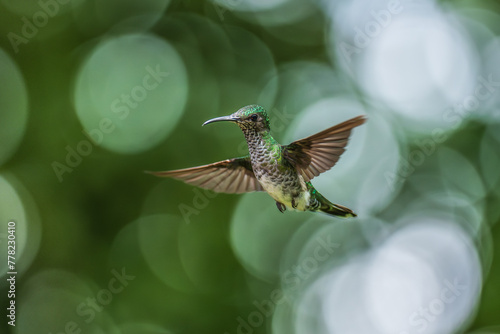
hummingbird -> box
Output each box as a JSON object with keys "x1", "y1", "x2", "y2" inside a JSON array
[{"x1": 148, "y1": 105, "x2": 366, "y2": 217}]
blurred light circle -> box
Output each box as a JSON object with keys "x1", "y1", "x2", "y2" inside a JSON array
[
  {"x1": 261, "y1": 11, "x2": 325, "y2": 46},
  {"x1": 142, "y1": 177, "x2": 249, "y2": 295},
  {"x1": 0, "y1": 48, "x2": 28, "y2": 166},
  {"x1": 480, "y1": 126, "x2": 500, "y2": 224},
  {"x1": 212, "y1": 0, "x2": 288, "y2": 12},
  {"x1": 400, "y1": 147, "x2": 486, "y2": 237},
  {"x1": 265, "y1": 61, "x2": 348, "y2": 122},
  {"x1": 360, "y1": 13, "x2": 477, "y2": 130},
  {"x1": 95, "y1": 0, "x2": 170, "y2": 27},
  {"x1": 209, "y1": 0, "x2": 315, "y2": 27},
  {"x1": 74, "y1": 33, "x2": 188, "y2": 154},
  {"x1": 404, "y1": 171, "x2": 485, "y2": 243},
  {"x1": 437, "y1": 147, "x2": 486, "y2": 203},
  {"x1": 17, "y1": 269, "x2": 118, "y2": 334},
  {"x1": 328, "y1": 0, "x2": 416, "y2": 40},
  {"x1": 108, "y1": 214, "x2": 177, "y2": 296},
  {"x1": 373, "y1": 219, "x2": 482, "y2": 334},
  {"x1": 280, "y1": 215, "x2": 369, "y2": 289},
  {"x1": 448, "y1": 11, "x2": 500, "y2": 123},
  {"x1": 1, "y1": 0, "x2": 72, "y2": 16},
  {"x1": 2, "y1": 0, "x2": 73, "y2": 42},
  {"x1": 0, "y1": 174, "x2": 41, "y2": 279},
  {"x1": 487, "y1": 122, "x2": 500, "y2": 148},
  {"x1": 454, "y1": 8, "x2": 500, "y2": 123},
  {"x1": 294, "y1": 218, "x2": 482, "y2": 334},
  {"x1": 72, "y1": 0, "x2": 171, "y2": 34},
  {"x1": 231, "y1": 193, "x2": 306, "y2": 281},
  {"x1": 219, "y1": 26, "x2": 277, "y2": 111},
  {"x1": 364, "y1": 249, "x2": 440, "y2": 333},
  {"x1": 296, "y1": 260, "x2": 367, "y2": 334},
  {"x1": 331, "y1": 2, "x2": 479, "y2": 133},
  {"x1": 481, "y1": 37, "x2": 500, "y2": 122},
  {"x1": 272, "y1": 298, "x2": 296, "y2": 334},
  {"x1": 18, "y1": 286, "x2": 89, "y2": 333},
  {"x1": 156, "y1": 14, "x2": 229, "y2": 124},
  {"x1": 209, "y1": 0, "x2": 321, "y2": 45},
  {"x1": 481, "y1": 126, "x2": 500, "y2": 194},
  {"x1": 285, "y1": 97, "x2": 400, "y2": 216},
  {"x1": 137, "y1": 214, "x2": 196, "y2": 292},
  {"x1": 177, "y1": 218, "x2": 242, "y2": 295}
]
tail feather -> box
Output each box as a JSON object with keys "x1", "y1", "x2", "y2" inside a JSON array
[
  {"x1": 313, "y1": 190, "x2": 356, "y2": 218},
  {"x1": 319, "y1": 201, "x2": 356, "y2": 218}
]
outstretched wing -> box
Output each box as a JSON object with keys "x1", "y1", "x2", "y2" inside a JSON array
[
  {"x1": 146, "y1": 156, "x2": 264, "y2": 194},
  {"x1": 283, "y1": 115, "x2": 366, "y2": 181}
]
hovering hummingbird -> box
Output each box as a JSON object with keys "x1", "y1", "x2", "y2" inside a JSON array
[{"x1": 148, "y1": 105, "x2": 366, "y2": 217}]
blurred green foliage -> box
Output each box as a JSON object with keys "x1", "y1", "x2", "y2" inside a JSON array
[{"x1": 1, "y1": 0, "x2": 500, "y2": 334}]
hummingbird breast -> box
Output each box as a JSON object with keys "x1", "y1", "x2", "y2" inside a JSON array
[{"x1": 243, "y1": 129, "x2": 311, "y2": 211}]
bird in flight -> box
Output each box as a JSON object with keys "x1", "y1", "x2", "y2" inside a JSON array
[{"x1": 148, "y1": 105, "x2": 366, "y2": 217}]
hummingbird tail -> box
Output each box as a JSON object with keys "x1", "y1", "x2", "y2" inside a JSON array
[
  {"x1": 319, "y1": 202, "x2": 357, "y2": 218},
  {"x1": 313, "y1": 190, "x2": 357, "y2": 218}
]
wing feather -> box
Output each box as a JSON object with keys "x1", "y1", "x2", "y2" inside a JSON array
[
  {"x1": 147, "y1": 156, "x2": 264, "y2": 194},
  {"x1": 283, "y1": 116, "x2": 366, "y2": 181}
]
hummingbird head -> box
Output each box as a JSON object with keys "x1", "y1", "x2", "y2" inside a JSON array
[{"x1": 203, "y1": 105, "x2": 271, "y2": 132}]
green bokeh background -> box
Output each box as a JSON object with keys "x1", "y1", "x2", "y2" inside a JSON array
[{"x1": 1, "y1": 1, "x2": 500, "y2": 334}]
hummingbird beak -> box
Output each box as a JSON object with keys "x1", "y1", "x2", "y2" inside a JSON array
[{"x1": 202, "y1": 114, "x2": 240, "y2": 126}]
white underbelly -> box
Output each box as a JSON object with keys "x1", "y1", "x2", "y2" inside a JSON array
[{"x1": 258, "y1": 175, "x2": 310, "y2": 211}]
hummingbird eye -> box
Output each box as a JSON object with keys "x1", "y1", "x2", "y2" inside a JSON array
[{"x1": 250, "y1": 114, "x2": 258, "y2": 122}]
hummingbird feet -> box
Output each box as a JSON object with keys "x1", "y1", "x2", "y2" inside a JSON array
[
  {"x1": 276, "y1": 201, "x2": 286, "y2": 213},
  {"x1": 291, "y1": 198, "x2": 298, "y2": 209}
]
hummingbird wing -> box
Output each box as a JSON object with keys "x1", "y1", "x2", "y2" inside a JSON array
[
  {"x1": 146, "y1": 156, "x2": 264, "y2": 194},
  {"x1": 283, "y1": 115, "x2": 366, "y2": 181}
]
